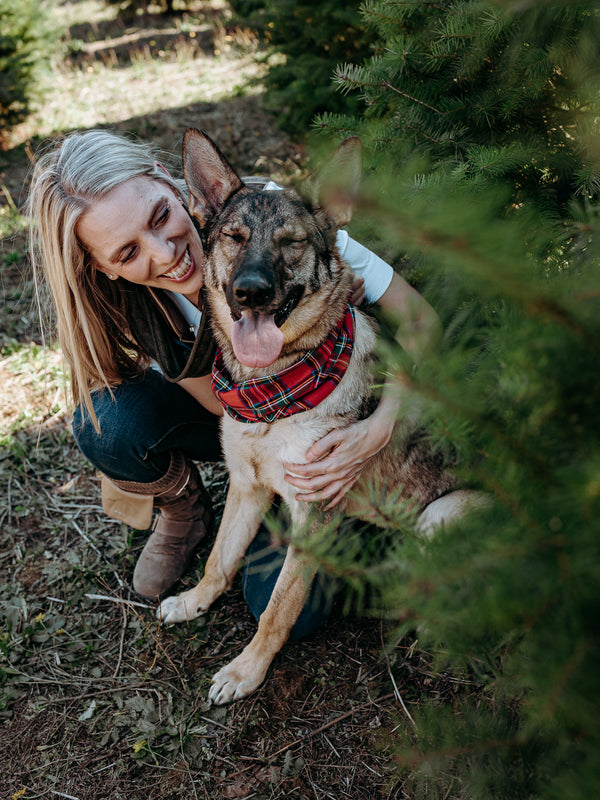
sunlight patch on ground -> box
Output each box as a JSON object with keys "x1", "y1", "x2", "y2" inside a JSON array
[
  {"x1": 50, "y1": 0, "x2": 121, "y2": 29},
  {"x1": 8, "y1": 0, "x2": 266, "y2": 150},
  {"x1": 10, "y1": 52, "x2": 266, "y2": 147},
  {"x1": 0, "y1": 345, "x2": 68, "y2": 440}
]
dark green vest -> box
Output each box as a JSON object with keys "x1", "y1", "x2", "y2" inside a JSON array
[{"x1": 124, "y1": 284, "x2": 217, "y2": 381}]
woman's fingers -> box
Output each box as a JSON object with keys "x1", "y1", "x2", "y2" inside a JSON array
[
  {"x1": 351, "y1": 275, "x2": 366, "y2": 305},
  {"x1": 284, "y1": 464, "x2": 360, "y2": 505},
  {"x1": 284, "y1": 457, "x2": 363, "y2": 486}
]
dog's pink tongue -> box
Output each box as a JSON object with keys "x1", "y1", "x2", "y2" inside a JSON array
[{"x1": 232, "y1": 311, "x2": 284, "y2": 368}]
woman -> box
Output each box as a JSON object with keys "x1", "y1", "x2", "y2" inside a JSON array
[{"x1": 28, "y1": 128, "x2": 441, "y2": 636}]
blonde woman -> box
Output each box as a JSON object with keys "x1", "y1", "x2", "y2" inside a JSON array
[{"x1": 28, "y1": 129, "x2": 440, "y2": 634}]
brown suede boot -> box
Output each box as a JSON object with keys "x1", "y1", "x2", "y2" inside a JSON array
[{"x1": 103, "y1": 451, "x2": 213, "y2": 600}]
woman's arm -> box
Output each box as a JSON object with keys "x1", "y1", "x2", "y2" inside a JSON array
[
  {"x1": 283, "y1": 270, "x2": 442, "y2": 508},
  {"x1": 179, "y1": 374, "x2": 224, "y2": 417}
]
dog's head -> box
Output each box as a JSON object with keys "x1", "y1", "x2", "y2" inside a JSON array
[{"x1": 183, "y1": 129, "x2": 361, "y2": 371}]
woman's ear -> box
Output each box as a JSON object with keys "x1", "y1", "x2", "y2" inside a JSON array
[{"x1": 93, "y1": 261, "x2": 117, "y2": 280}]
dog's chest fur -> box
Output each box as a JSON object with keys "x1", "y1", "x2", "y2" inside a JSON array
[{"x1": 220, "y1": 307, "x2": 378, "y2": 502}]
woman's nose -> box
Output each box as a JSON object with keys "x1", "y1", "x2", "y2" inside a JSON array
[{"x1": 148, "y1": 233, "x2": 176, "y2": 266}]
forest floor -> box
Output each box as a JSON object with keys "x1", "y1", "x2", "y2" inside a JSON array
[{"x1": 0, "y1": 3, "x2": 458, "y2": 798}]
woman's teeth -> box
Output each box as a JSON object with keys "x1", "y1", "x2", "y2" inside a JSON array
[{"x1": 164, "y1": 249, "x2": 191, "y2": 280}]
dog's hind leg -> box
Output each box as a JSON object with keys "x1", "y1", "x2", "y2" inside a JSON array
[
  {"x1": 209, "y1": 545, "x2": 315, "y2": 705},
  {"x1": 157, "y1": 484, "x2": 273, "y2": 624},
  {"x1": 415, "y1": 489, "x2": 492, "y2": 539}
]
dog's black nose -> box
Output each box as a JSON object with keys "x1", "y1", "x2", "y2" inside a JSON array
[{"x1": 232, "y1": 271, "x2": 275, "y2": 308}]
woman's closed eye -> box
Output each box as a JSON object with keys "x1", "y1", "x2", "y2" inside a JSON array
[
  {"x1": 117, "y1": 203, "x2": 170, "y2": 264},
  {"x1": 154, "y1": 203, "x2": 170, "y2": 227},
  {"x1": 118, "y1": 245, "x2": 138, "y2": 265}
]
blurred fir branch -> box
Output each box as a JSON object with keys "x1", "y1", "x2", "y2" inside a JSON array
[
  {"x1": 300, "y1": 3, "x2": 600, "y2": 784},
  {"x1": 294, "y1": 155, "x2": 600, "y2": 796}
]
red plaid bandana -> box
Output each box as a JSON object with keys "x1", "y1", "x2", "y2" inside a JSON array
[{"x1": 212, "y1": 302, "x2": 355, "y2": 423}]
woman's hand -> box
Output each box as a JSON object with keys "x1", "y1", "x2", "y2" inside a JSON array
[
  {"x1": 284, "y1": 271, "x2": 440, "y2": 508},
  {"x1": 351, "y1": 274, "x2": 366, "y2": 306},
  {"x1": 283, "y1": 405, "x2": 396, "y2": 509}
]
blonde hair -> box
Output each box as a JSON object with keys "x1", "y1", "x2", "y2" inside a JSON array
[{"x1": 27, "y1": 129, "x2": 187, "y2": 428}]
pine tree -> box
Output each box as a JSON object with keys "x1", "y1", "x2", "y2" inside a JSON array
[
  {"x1": 229, "y1": 0, "x2": 376, "y2": 130},
  {"x1": 295, "y1": 2, "x2": 600, "y2": 797},
  {"x1": 296, "y1": 147, "x2": 600, "y2": 800},
  {"x1": 317, "y1": 0, "x2": 600, "y2": 218},
  {"x1": 0, "y1": 0, "x2": 54, "y2": 134}
]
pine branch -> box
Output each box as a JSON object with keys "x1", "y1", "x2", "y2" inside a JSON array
[
  {"x1": 334, "y1": 62, "x2": 381, "y2": 95},
  {"x1": 381, "y1": 79, "x2": 446, "y2": 114},
  {"x1": 397, "y1": 732, "x2": 527, "y2": 770}
]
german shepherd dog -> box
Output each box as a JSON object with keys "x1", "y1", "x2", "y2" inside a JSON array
[{"x1": 157, "y1": 130, "x2": 483, "y2": 705}]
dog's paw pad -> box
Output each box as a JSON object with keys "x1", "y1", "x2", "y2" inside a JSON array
[
  {"x1": 156, "y1": 593, "x2": 201, "y2": 624},
  {"x1": 208, "y1": 676, "x2": 246, "y2": 706},
  {"x1": 208, "y1": 661, "x2": 262, "y2": 705}
]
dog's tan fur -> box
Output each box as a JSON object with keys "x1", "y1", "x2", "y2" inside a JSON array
[{"x1": 157, "y1": 130, "x2": 483, "y2": 704}]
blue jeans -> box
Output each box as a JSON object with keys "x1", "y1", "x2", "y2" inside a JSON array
[
  {"x1": 73, "y1": 369, "x2": 223, "y2": 482},
  {"x1": 73, "y1": 369, "x2": 334, "y2": 639}
]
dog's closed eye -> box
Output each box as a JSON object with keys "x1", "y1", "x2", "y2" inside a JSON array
[
  {"x1": 222, "y1": 229, "x2": 246, "y2": 244},
  {"x1": 279, "y1": 236, "x2": 307, "y2": 248}
]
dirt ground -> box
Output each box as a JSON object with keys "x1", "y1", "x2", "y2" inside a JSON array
[{"x1": 0, "y1": 4, "x2": 459, "y2": 799}]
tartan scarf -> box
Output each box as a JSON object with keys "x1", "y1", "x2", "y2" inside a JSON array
[{"x1": 212, "y1": 302, "x2": 355, "y2": 423}]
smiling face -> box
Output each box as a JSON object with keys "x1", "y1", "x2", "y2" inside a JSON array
[{"x1": 77, "y1": 176, "x2": 205, "y2": 304}]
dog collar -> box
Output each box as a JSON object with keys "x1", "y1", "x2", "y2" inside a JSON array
[{"x1": 212, "y1": 302, "x2": 355, "y2": 423}]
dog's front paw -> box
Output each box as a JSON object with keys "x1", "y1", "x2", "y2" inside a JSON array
[
  {"x1": 157, "y1": 591, "x2": 204, "y2": 624},
  {"x1": 208, "y1": 654, "x2": 267, "y2": 705}
]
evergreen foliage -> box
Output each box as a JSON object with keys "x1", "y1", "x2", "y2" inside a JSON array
[
  {"x1": 294, "y1": 149, "x2": 600, "y2": 799},
  {"x1": 317, "y1": 0, "x2": 600, "y2": 218},
  {"x1": 228, "y1": 0, "x2": 376, "y2": 131},
  {"x1": 0, "y1": 0, "x2": 52, "y2": 133},
  {"x1": 289, "y1": 3, "x2": 600, "y2": 796}
]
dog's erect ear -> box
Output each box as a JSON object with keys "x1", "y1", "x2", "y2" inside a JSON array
[
  {"x1": 183, "y1": 129, "x2": 244, "y2": 228},
  {"x1": 314, "y1": 136, "x2": 362, "y2": 229}
]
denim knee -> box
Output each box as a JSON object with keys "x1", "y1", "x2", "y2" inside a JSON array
[
  {"x1": 72, "y1": 381, "x2": 170, "y2": 482},
  {"x1": 72, "y1": 370, "x2": 221, "y2": 482},
  {"x1": 242, "y1": 526, "x2": 336, "y2": 641}
]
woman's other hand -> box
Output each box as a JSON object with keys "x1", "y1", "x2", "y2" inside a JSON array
[
  {"x1": 283, "y1": 403, "x2": 396, "y2": 508},
  {"x1": 351, "y1": 274, "x2": 366, "y2": 306}
]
